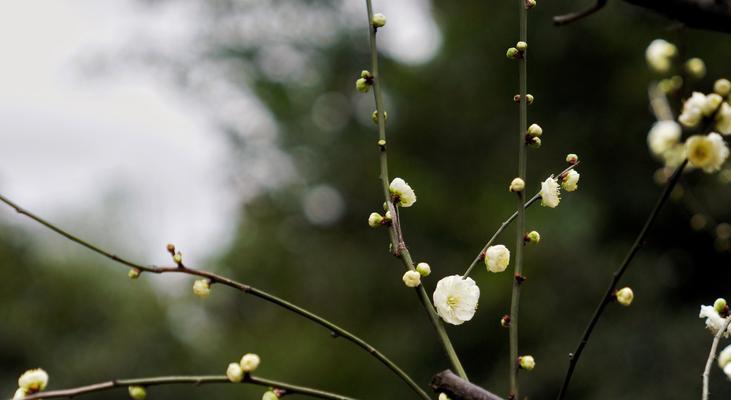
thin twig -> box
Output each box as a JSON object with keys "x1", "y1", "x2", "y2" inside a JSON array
[
  {"x1": 553, "y1": 0, "x2": 608, "y2": 26},
  {"x1": 0, "y1": 193, "x2": 427, "y2": 400},
  {"x1": 462, "y1": 163, "x2": 579, "y2": 279},
  {"x1": 555, "y1": 159, "x2": 689, "y2": 400},
  {"x1": 702, "y1": 318, "x2": 731, "y2": 400},
  {"x1": 364, "y1": 0, "x2": 467, "y2": 382},
  {"x1": 509, "y1": 0, "x2": 529, "y2": 396},
  {"x1": 15, "y1": 374, "x2": 356, "y2": 400}
]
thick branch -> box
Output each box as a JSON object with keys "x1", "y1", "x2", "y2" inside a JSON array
[
  {"x1": 430, "y1": 370, "x2": 505, "y2": 400},
  {"x1": 0, "y1": 193, "x2": 426, "y2": 400},
  {"x1": 15, "y1": 374, "x2": 356, "y2": 400},
  {"x1": 555, "y1": 159, "x2": 688, "y2": 399}
]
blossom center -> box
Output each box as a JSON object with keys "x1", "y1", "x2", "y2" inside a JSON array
[{"x1": 447, "y1": 295, "x2": 460, "y2": 308}]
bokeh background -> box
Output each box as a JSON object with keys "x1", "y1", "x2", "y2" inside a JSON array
[{"x1": 1, "y1": 0, "x2": 731, "y2": 398}]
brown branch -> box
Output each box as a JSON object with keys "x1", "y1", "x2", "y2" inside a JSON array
[{"x1": 430, "y1": 370, "x2": 505, "y2": 400}]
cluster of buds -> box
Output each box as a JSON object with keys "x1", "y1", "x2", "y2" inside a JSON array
[
  {"x1": 355, "y1": 70, "x2": 374, "y2": 93},
  {"x1": 12, "y1": 368, "x2": 48, "y2": 400},
  {"x1": 367, "y1": 211, "x2": 392, "y2": 228},
  {"x1": 506, "y1": 41, "x2": 527, "y2": 59},
  {"x1": 167, "y1": 243, "x2": 183, "y2": 267},
  {"x1": 526, "y1": 123, "x2": 542, "y2": 148},
  {"x1": 226, "y1": 353, "x2": 261, "y2": 383}
]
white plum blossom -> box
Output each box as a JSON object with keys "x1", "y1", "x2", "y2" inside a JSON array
[
  {"x1": 703, "y1": 93, "x2": 723, "y2": 116},
  {"x1": 485, "y1": 245, "x2": 510, "y2": 273},
  {"x1": 699, "y1": 305, "x2": 731, "y2": 337},
  {"x1": 13, "y1": 389, "x2": 26, "y2": 400},
  {"x1": 645, "y1": 39, "x2": 677, "y2": 73},
  {"x1": 725, "y1": 364, "x2": 731, "y2": 380},
  {"x1": 662, "y1": 144, "x2": 687, "y2": 168},
  {"x1": 716, "y1": 102, "x2": 731, "y2": 135},
  {"x1": 540, "y1": 177, "x2": 561, "y2": 208},
  {"x1": 686, "y1": 133, "x2": 729, "y2": 173},
  {"x1": 562, "y1": 170, "x2": 580, "y2": 192},
  {"x1": 647, "y1": 120, "x2": 681, "y2": 157},
  {"x1": 192, "y1": 279, "x2": 211, "y2": 298},
  {"x1": 18, "y1": 369, "x2": 48, "y2": 394},
  {"x1": 240, "y1": 353, "x2": 261, "y2": 372},
  {"x1": 402, "y1": 270, "x2": 422, "y2": 288},
  {"x1": 433, "y1": 275, "x2": 480, "y2": 326},
  {"x1": 389, "y1": 178, "x2": 417, "y2": 207},
  {"x1": 679, "y1": 92, "x2": 707, "y2": 128}
]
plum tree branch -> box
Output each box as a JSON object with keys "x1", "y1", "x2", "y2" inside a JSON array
[
  {"x1": 702, "y1": 318, "x2": 731, "y2": 400},
  {"x1": 0, "y1": 193, "x2": 427, "y2": 400},
  {"x1": 430, "y1": 370, "x2": 505, "y2": 400},
  {"x1": 14, "y1": 374, "x2": 356, "y2": 400}
]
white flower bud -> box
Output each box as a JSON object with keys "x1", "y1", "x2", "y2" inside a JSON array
[
  {"x1": 485, "y1": 245, "x2": 510, "y2": 273},
  {"x1": 402, "y1": 270, "x2": 422, "y2": 288},
  {"x1": 703, "y1": 93, "x2": 723, "y2": 116},
  {"x1": 516, "y1": 41, "x2": 527, "y2": 51},
  {"x1": 615, "y1": 287, "x2": 634, "y2": 306},
  {"x1": 716, "y1": 102, "x2": 731, "y2": 135},
  {"x1": 192, "y1": 279, "x2": 211, "y2": 298},
  {"x1": 368, "y1": 212, "x2": 384, "y2": 228},
  {"x1": 562, "y1": 170, "x2": 580, "y2": 192},
  {"x1": 528, "y1": 136, "x2": 541, "y2": 149},
  {"x1": 679, "y1": 92, "x2": 706, "y2": 128},
  {"x1": 438, "y1": 394, "x2": 451, "y2": 400},
  {"x1": 356, "y1": 78, "x2": 370, "y2": 93},
  {"x1": 566, "y1": 153, "x2": 578, "y2": 164},
  {"x1": 527, "y1": 123, "x2": 542, "y2": 137},
  {"x1": 389, "y1": 178, "x2": 417, "y2": 207},
  {"x1": 685, "y1": 57, "x2": 706, "y2": 79},
  {"x1": 262, "y1": 391, "x2": 279, "y2": 400},
  {"x1": 539, "y1": 177, "x2": 561, "y2": 208},
  {"x1": 416, "y1": 262, "x2": 431, "y2": 277},
  {"x1": 714, "y1": 79, "x2": 731, "y2": 97},
  {"x1": 509, "y1": 177, "x2": 525, "y2": 192},
  {"x1": 686, "y1": 133, "x2": 729, "y2": 173},
  {"x1": 526, "y1": 231, "x2": 540, "y2": 244},
  {"x1": 647, "y1": 120, "x2": 681, "y2": 157},
  {"x1": 240, "y1": 353, "x2": 261, "y2": 373},
  {"x1": 18, "y1": 369, "x2": 48, "y2": 393},
  {"x1": 128, "y1": 268, "x2": 141, "y2": 279},
  {"x1": 518, "y1": 355, "x2": 536, "y2": 371},
  {"x1": 372, "y1": 13, "x2": 386, "y2": 28},
  {"x1": 645, "y1": 39, "x2": 677, "y2": 73},
  {"x1": 128, "y1": 386, "x2": 147, "y2": 400},
  {"x1": 227, "y1": 362, "x2": 244, "y2": 382}
]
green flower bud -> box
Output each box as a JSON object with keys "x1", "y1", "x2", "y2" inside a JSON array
[
  {"x1": 714, "y1": 298, "x2": 728, "y2": 314},
  {"x1": 368, "y1": 212, "x2": 384, "y2": 228},
  {"x1": 527, "y1": 123, "x2": 542, "y2": 137},
  {"x1": 128, "y1": 386, "x2": 147, "y2": 400},
  {"x1": 360, "y1": 70, "x2": 372, "y2": 79},
  {"x1": 128, "y1": 268, "x2": 141, "y2": 279},
  {"x1": 415, "y1": 262, "x2": 431, "y2": 277},
  {"x1": 173, "y1": 252, "x2": 183, "y2": 265},
  {"x1": 506, "y1": 47, "x2": 520, "y2": 59},
  {"x1": 372, "y1": 13, "x2": 386, "y2": 28},
  {"x1": 356, "y1": 78, "x2": 370, "y2": 93},
  {"x1": 518, "y1": 355, "x2": 535, "y2": 371},
  {"x1": 526, "y1": 231, "x2": 540, "y2": 244}
]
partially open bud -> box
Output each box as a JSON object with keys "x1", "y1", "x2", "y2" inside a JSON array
[
  {"x1": 368, "y1": 212, "x2": 384, "y2": 228},
  {"x1": 516, "y1": 41, "x2": 527, "y2": 51},
  {"x1": 615, "y1": 287, "x2": 634, "y2": 306},
  {"x1": 509, "y1": 177, "x2": 525, "y2": 192},
  {"x1": 128, "y1": 268, "x2": 141, "y2": 279},
  {"x1": 527, "y1": 123, "x2": 542, "y2": 137},
  {"x1": 227, "y1": 362, "x2": 244, "y2": 382},
  {"x1": 193, "y1": 279, "x2": 211, "y2": 298},
  {"x1": 240, "y1": 353, "x2": 261, "y2": 373},
  {"x1": 685, "y1": 58, "x2": 706, "y2": 79},
  {"x1": 128, "y1": 386, "x2": 147, "y2": 400},
  {"x1": 562, "y1": 170, "x2": 580, "y2": 192},
  {"x1": 416, "y1": 262, "x2": 431, "y2": 277},
  {"x1": 356, "y1": 78, "x2": 370, "y2": 93},
  {"x1": 715, "y1": 79, "x2": 731, "y2": 97},
  {"x1": 485, "y1": 245, "x2": 510, "y2": 273},
  {"x1": 518, "y1": 355, "x2": 536, "y2": 371},
  {"x1": 18, "y1": 369, "x2": 48, "y2": 393},
  {"x1": 402, "y1": 270, "x2": 422, "y2": 288},
  {"x1": 372, "y1": 13, "x2": 386, "y2": 28},
  {"x1": 566, "y1": 153, "x2": 579, "y2": 164},
  {"x1": 526, "y1": 231, "x2": 540, "y2": 244},
  {"x1": 506, "y1": 47, "x2": 520, "y2": 59},
  {"x1": 262, "y1": 391, "x2": 279, "y2": 400}
]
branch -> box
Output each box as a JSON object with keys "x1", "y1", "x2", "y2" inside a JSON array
[
  {"x1": 462, "y1": 163, "x2": 580, "y2": 279},
  {"x1": 430, "y1": 370, "x2": 505, "y2": 400},
  {"x1": 555, "y1": 159, "x2": 688, "y2": 400},
  {"x1": 0, "y1": 193, "x2": 426, "y2": 400},
  {"x1": 364, "y1": 0, "x2": 467, "y2": 383},
  {"x1": 15, "y1": 374, "x2": 357, "y2": 400},
  {"x1": 553, "y1": 0, "x2": 608, "y2": 26},
  {"x1": 702, "y1": 318, "x2": 731, "y2": 400}
]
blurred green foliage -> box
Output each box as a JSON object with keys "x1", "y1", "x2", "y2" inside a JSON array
[{"x1": 2, "y1": 0, "x2": 731, "y2": 399}]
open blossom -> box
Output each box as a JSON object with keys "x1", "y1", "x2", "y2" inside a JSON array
[
  {"x1": 540, "y1": 177, "x2": 560, "y2": 208},
  {"x1": 389, "y1": 178, "x2": 417, "y2": 207},
  {"x1": 433, "y1": 275, "x2": 480, "y2": 325},
  {"x1": 716, "y1": 102, "x2": 731, "y2": 135},
  {"x1": 699, "y1": 305, "x2": 731, "y2": 337},
  {"x1": 686, "y1": 133, "x2": 729, "y2": 173},
  {"x1": 679, "y1": 92, "x2": 707, "y2": 128},
  {"x1": 485, "y1": 245, "x2": 510, "y2": 273},
  {"x1": 645, "y1": 39, "x2": 677, "y2": 73},
  {"x1": 562, "y1": 170, "x2": 580, "y2": 192},
  {"x1": 18, "y1": 369, "x2": 48, "y2": 393},
  {"x1": 647, "y1": 120, "x2": 681, "y2": 157}
]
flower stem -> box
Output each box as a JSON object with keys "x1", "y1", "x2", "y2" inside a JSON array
[
  {"x1": 509, "y1": 0, "x2": 529, "y2": 397},
  {"x1": 364, "y1": 0, "x2": 467, "y2": 381},
  {"x1": 702, "y1": 318, "x2": 731, "y2": 400},
  {"x1": 555, "y1": 159, "x2": 688, "y2": 400},
  {"x1": 18, "y1": 374, "x2": 356, "y2": 400}
]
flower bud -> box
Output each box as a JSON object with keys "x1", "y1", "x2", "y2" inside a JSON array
[
  {"x1": 173, "y1": 252, "x2": 183, "y2": 265},
  {"x1": 714, "y1": 298, "x2": 728, "y2": 314},
  {"x1": 193, "y1": 279, "x2": 211, "y2": 298},
  {"x1": 226, "y1": 362, "x2": 244, "y2": 382},
  {"x1": 416, "y1": 262, "x2": 431, "y2": 277},
  {"x1": 518, "y1": 355, "x2": 535, "y2": 371},
  {"x1": 371, "y1": 110, "x2": 388, "y2": 124},
  {"x1": 485, "y1": 245, "x2": 510, "y2": 273},
  {"x1": 18, "y1": 369, "x2": 48, "y2": 393},
  {"x1": 516, "y1": 41, "x2": 527, "y2": 51},
  {"x1": 438, "y1": 394, "x2": 451, "y2": 400},
  {"x1": 356, "y1": 78, "x2": 370, "y2": 93},
  {"x1": 240, "y1": 353, "x2": 261, "y2": 372},
  {"x1": 506, "y1": 47, "x2": 520, "y2": 59},
  {"x1": 262, "y1": 391, "x2": 279, "y2": 400},
  {"x1": 368, "y1": 212, "x2": 384, "y2": 228},
  {"x1": 526, "y1": 231, "x2": 540, "y2": 244},
  {"x1": 566, "y1": 153, "x2": 579, "y2": 164},
  {"x1": 513, "y1": 94, "x2": 534, "y2": 104},
  {"x1": 13, "y1": 389, "x2": 27, "y2": 400},
  {"x1": 685, "y1": 58, "x2": 706, "y2": 79},
  {"x1": 128, "y1": 268, "x2": 141, "y2": 279},
  {"x1": 714, "y1": 79, "x2": 731, "y2": 97},
  {"x1": 528, "y1": 136, "x2": 542, "y2": 149},
  {"x1": 128, "y1": 386, "x2": 147, "y2": 400},
  {"x1": 527, "y1": 123, "x2": 542, "y2": 137},
  {"x1": 372, "y1": 13, "x2": 386, "y2": 28},
  {"x1": 562, "y1": 170, "x2": 580, "y2": 192},
  {"x1": 526, "y1": 0, "x2": 537, "y2": 8},
  {"x1": 509, "y1": 177, "x2": 525, "y2": 192},
  {"x1": 703, "y1": 93, "x2": 723, "y2": 116},
  {"x1": 500, "y1": 314, "x2": 511, "y2": 328},
  {"x1": 166, "y1": 243, "x2": 176, "y2": 254},
  {"x1": 402, "y1": 270, "x2": 422, "y2": 288},
  {"x1": 360, "y1": 70, "x2": 373, "y2": 79},
  {"x1": 615, "y1": 287, "x2": 634, "y2": 306},
  {"x1": 384, "y1": 210, "x2": 392, "y2": 221}
]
